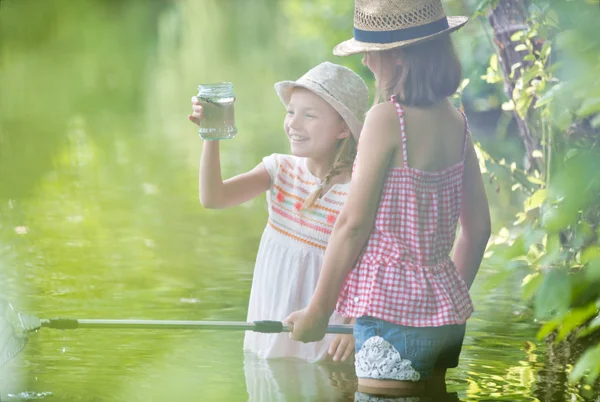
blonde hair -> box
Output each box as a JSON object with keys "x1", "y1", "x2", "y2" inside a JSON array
[
  {"x1": 302, "y1": 133, "x2": 358, "y2": 210},
  {"x1": 373, "y1": 35, "x2": 462, "y2": 106}
]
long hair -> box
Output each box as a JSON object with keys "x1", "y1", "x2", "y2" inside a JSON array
[
  {"x1": 374, "y1": 35, "x2": 462, "y2": 106},
  {"x1": 302, "y1": 133, "x2": 357, "y2": 210}
]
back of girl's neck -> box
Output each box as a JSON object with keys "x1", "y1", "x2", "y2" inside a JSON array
[{"x1": 394, "y1": 98, "x2": 452, "y2": 113}]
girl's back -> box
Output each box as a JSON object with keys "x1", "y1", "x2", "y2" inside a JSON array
[
  {"x1": 336, "y1": 96, "x2": 473, "y2": 327},
  {"x1": 388, "y1": 100, "x2": 467, "y2": 172}
]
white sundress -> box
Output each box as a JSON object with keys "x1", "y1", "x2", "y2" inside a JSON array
[{"x1": 243, "y1": 153, "x2": 349, "y2": 362}]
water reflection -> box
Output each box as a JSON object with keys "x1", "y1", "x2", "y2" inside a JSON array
[
  {"x1": 354, "y1": 392, "x2": 460, "y2": 402},
  {"x1": 244, "y1": 355, "x2": 356, "y2": 401}
]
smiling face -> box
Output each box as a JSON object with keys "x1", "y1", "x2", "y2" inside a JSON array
[{"x1": 284, "y1": 87, "x2": 350, "y2": 160}]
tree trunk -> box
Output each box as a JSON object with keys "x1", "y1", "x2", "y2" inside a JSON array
[{"x1": 488, "y1": 0, "x2": 543, "y2": 172}]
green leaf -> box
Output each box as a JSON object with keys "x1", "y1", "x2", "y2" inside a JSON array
[
  {"x1": 504, "y1": 235, "x2": 527, "y2": 260},
  {"x1": 514, "y1": 212, "x2": 527, "y2": 225},
  {"x1": 556, "y1": 303, "x2": 599, "y2": 341},
  {"x1": 537, "y1": 319, "x2": 560, "y2": 340},
  {"x1": 549, "y1": 152, "x2": 599, "y2": 211},
  {"x1": 545, "y1": 9, "x2": 559, "y2": 28},
  {"x1": 552, "y1": 105, "x2": 573, "y2": 131},
  {"x1": 585, "y1": 259, "x2": 600, "y2": 282},
  {"x1": 527, "y1": 175, "x2": 546, "y2": 186},
  {"x1": 490, "y1": 53, "x2": 498, "y2": 72},
  {"x1": 522, "y1": 68, "x2": 541, "y2": 84},
  {"x1": 578, "y1": 315, "x2": 600, "y2": 337},
  {"x1": 502, "y1": 100, "x2": 515, "y2": 111},
  {"x1": 580, "y1": 246, "x2": 600, "y2": 265},
  {"x1": 522, "y1": 272, "x2": 543, "y2": 300},
  {"x1": 576, "y1": 97, "x2": 600, "y2": 118},
  {"x1": 542, "y1": 204, "x2": 578, "y2": 233},
  {"x1": 546, "y1": 234, "x2": 561, "y2": 256},
  {"x1": 534, "y1": 269, "x2": 571, "y2": 320},
  {"x1": 457, "y1": 78, "x2": 470, "y2": 93},
  {"x1": 510, "y1": 31, "x2": 524, "y2": 42},
  {"x1": 515, "y1": 94, "x2": 533, "y2": 119},
  {"x1": 481, "y1": 68, "x2": 502, "y2": 84},
  {"x1": 568, "y1": 343, "x2": 600, "y2": 385},
  {"x1": 542, "y1": 43, "x2": 552, "y2": 59},
  {"x1": 515, "y1": 44, "x2": 528, "y2": 52},
  {"x1": 524, "y1": 189, "x2": 547, "y2": 212},
  {"x1": 535, "y1": 85, "x2": 560, "y2": 109},
  {"x1": 524, "y1": 226, "x2": 545, "y2": 249},
  {"x1": 474, "y1": 0, "x2": 492, "y2": 15}
]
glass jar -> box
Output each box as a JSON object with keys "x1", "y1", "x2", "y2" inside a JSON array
[{"x1": 196, "y1": 82, "x2": 237, "y2": 140}]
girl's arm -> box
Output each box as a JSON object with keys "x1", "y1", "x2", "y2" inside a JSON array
[
  {"x1": 452, "y1": 137, "x2": 491, "y2": 289},
  {"x1": 189, "y1": 97, "x2": 271, "y2": 209},
  {"x1": 286, "y1": 102, "x2": 399, "y2": 341},
  {"x1": 199, "y1": 140, "x2": 271, "y2": 209}
]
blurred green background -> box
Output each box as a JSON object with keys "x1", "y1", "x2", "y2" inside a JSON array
[{"x1": 1, "y1": 0, "x2": 599, "y2": 401}]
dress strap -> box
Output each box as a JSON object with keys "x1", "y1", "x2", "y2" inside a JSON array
[
  {"x1": 390, "y1": 95, "x2": 408, "y2": 168},
  {"x1": 457, "y1": 107, "x2": 470, "y2": 160}
]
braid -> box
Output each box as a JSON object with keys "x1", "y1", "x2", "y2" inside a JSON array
[{"x1": 302, "y1": 135, "x2": 358, "y2": 210}]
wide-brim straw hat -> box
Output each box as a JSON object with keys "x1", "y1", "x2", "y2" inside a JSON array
[
  {"x1": 334, "y1": 0, "x2": 468, "y2": 56},
  {"x1": 274, "y1": 62, "x2": 369, "y2": 140}
]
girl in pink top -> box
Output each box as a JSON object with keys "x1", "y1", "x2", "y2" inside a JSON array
[{"x1": 287, "y1": 0, "x2": 491, "y2": 396}]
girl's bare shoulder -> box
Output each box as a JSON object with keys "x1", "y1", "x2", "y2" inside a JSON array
[
  {"x1": 367, "y1": 101, "x2": 399, "y2": 119},
  {"x1": 365, "y1": 101, "x2": 401, "y2": 132}
]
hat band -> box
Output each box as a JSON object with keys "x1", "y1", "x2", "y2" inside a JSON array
[
  {"x1": 303, "y1": 77, "x2": 341, "y2": 103},
  {"x1": 353, "y1": 17, "x2": 449, "y2": 44}
]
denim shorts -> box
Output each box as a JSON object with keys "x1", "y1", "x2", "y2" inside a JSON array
[
  {"x1": 354, "y1": 316, "x2": 466, "y2": 381},
  {"x1": 435, "y1": 322, "x2": 466, "y2": 369}
]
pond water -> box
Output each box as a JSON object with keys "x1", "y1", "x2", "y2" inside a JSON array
[{"x1": 0, "y1": 1, "x2": 596, "y2": 401}]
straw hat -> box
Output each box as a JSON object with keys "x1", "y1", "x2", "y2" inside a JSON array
[
  {"x1": 334, "y1": 0, "x2": 468, "y2": 56},
  {"x1": 274, "y1": 62, "x2": 369, "y2": 140}
]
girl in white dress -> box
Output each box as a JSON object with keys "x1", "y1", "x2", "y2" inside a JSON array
[{"x1": 188, "y1": 62, "x2": 369, "y2": 363}]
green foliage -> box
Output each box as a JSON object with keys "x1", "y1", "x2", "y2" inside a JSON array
[
  {"x1": 477, "y1": 0, "x2": 600, "y2": 387},
  {"x1": 569, "y1": 343, "x2": 600, "y2": 386}
]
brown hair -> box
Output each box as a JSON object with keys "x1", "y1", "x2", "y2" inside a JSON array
[
  {"x1": 302, "y1": 134, "x2": 357, "y2": 210},
  {"x1": 374, "y1": 35, "x2": 462, "y2": 106}
]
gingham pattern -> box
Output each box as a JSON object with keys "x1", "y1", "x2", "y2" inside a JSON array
[{"x1": 336, "y1": 96, "x2": 474, "y2": 327}]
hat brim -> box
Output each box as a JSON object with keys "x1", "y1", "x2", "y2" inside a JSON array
[
  {"x1": 274, "y1": 81, "x2": 363, "y2": 140},
  {"x1": 333, "y1": 16, "x2": 468, "y2": 56}
]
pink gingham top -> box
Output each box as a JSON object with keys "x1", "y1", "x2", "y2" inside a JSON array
[{"x1": 336, "y1": 96, "x2": 474, "y2": 327}]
